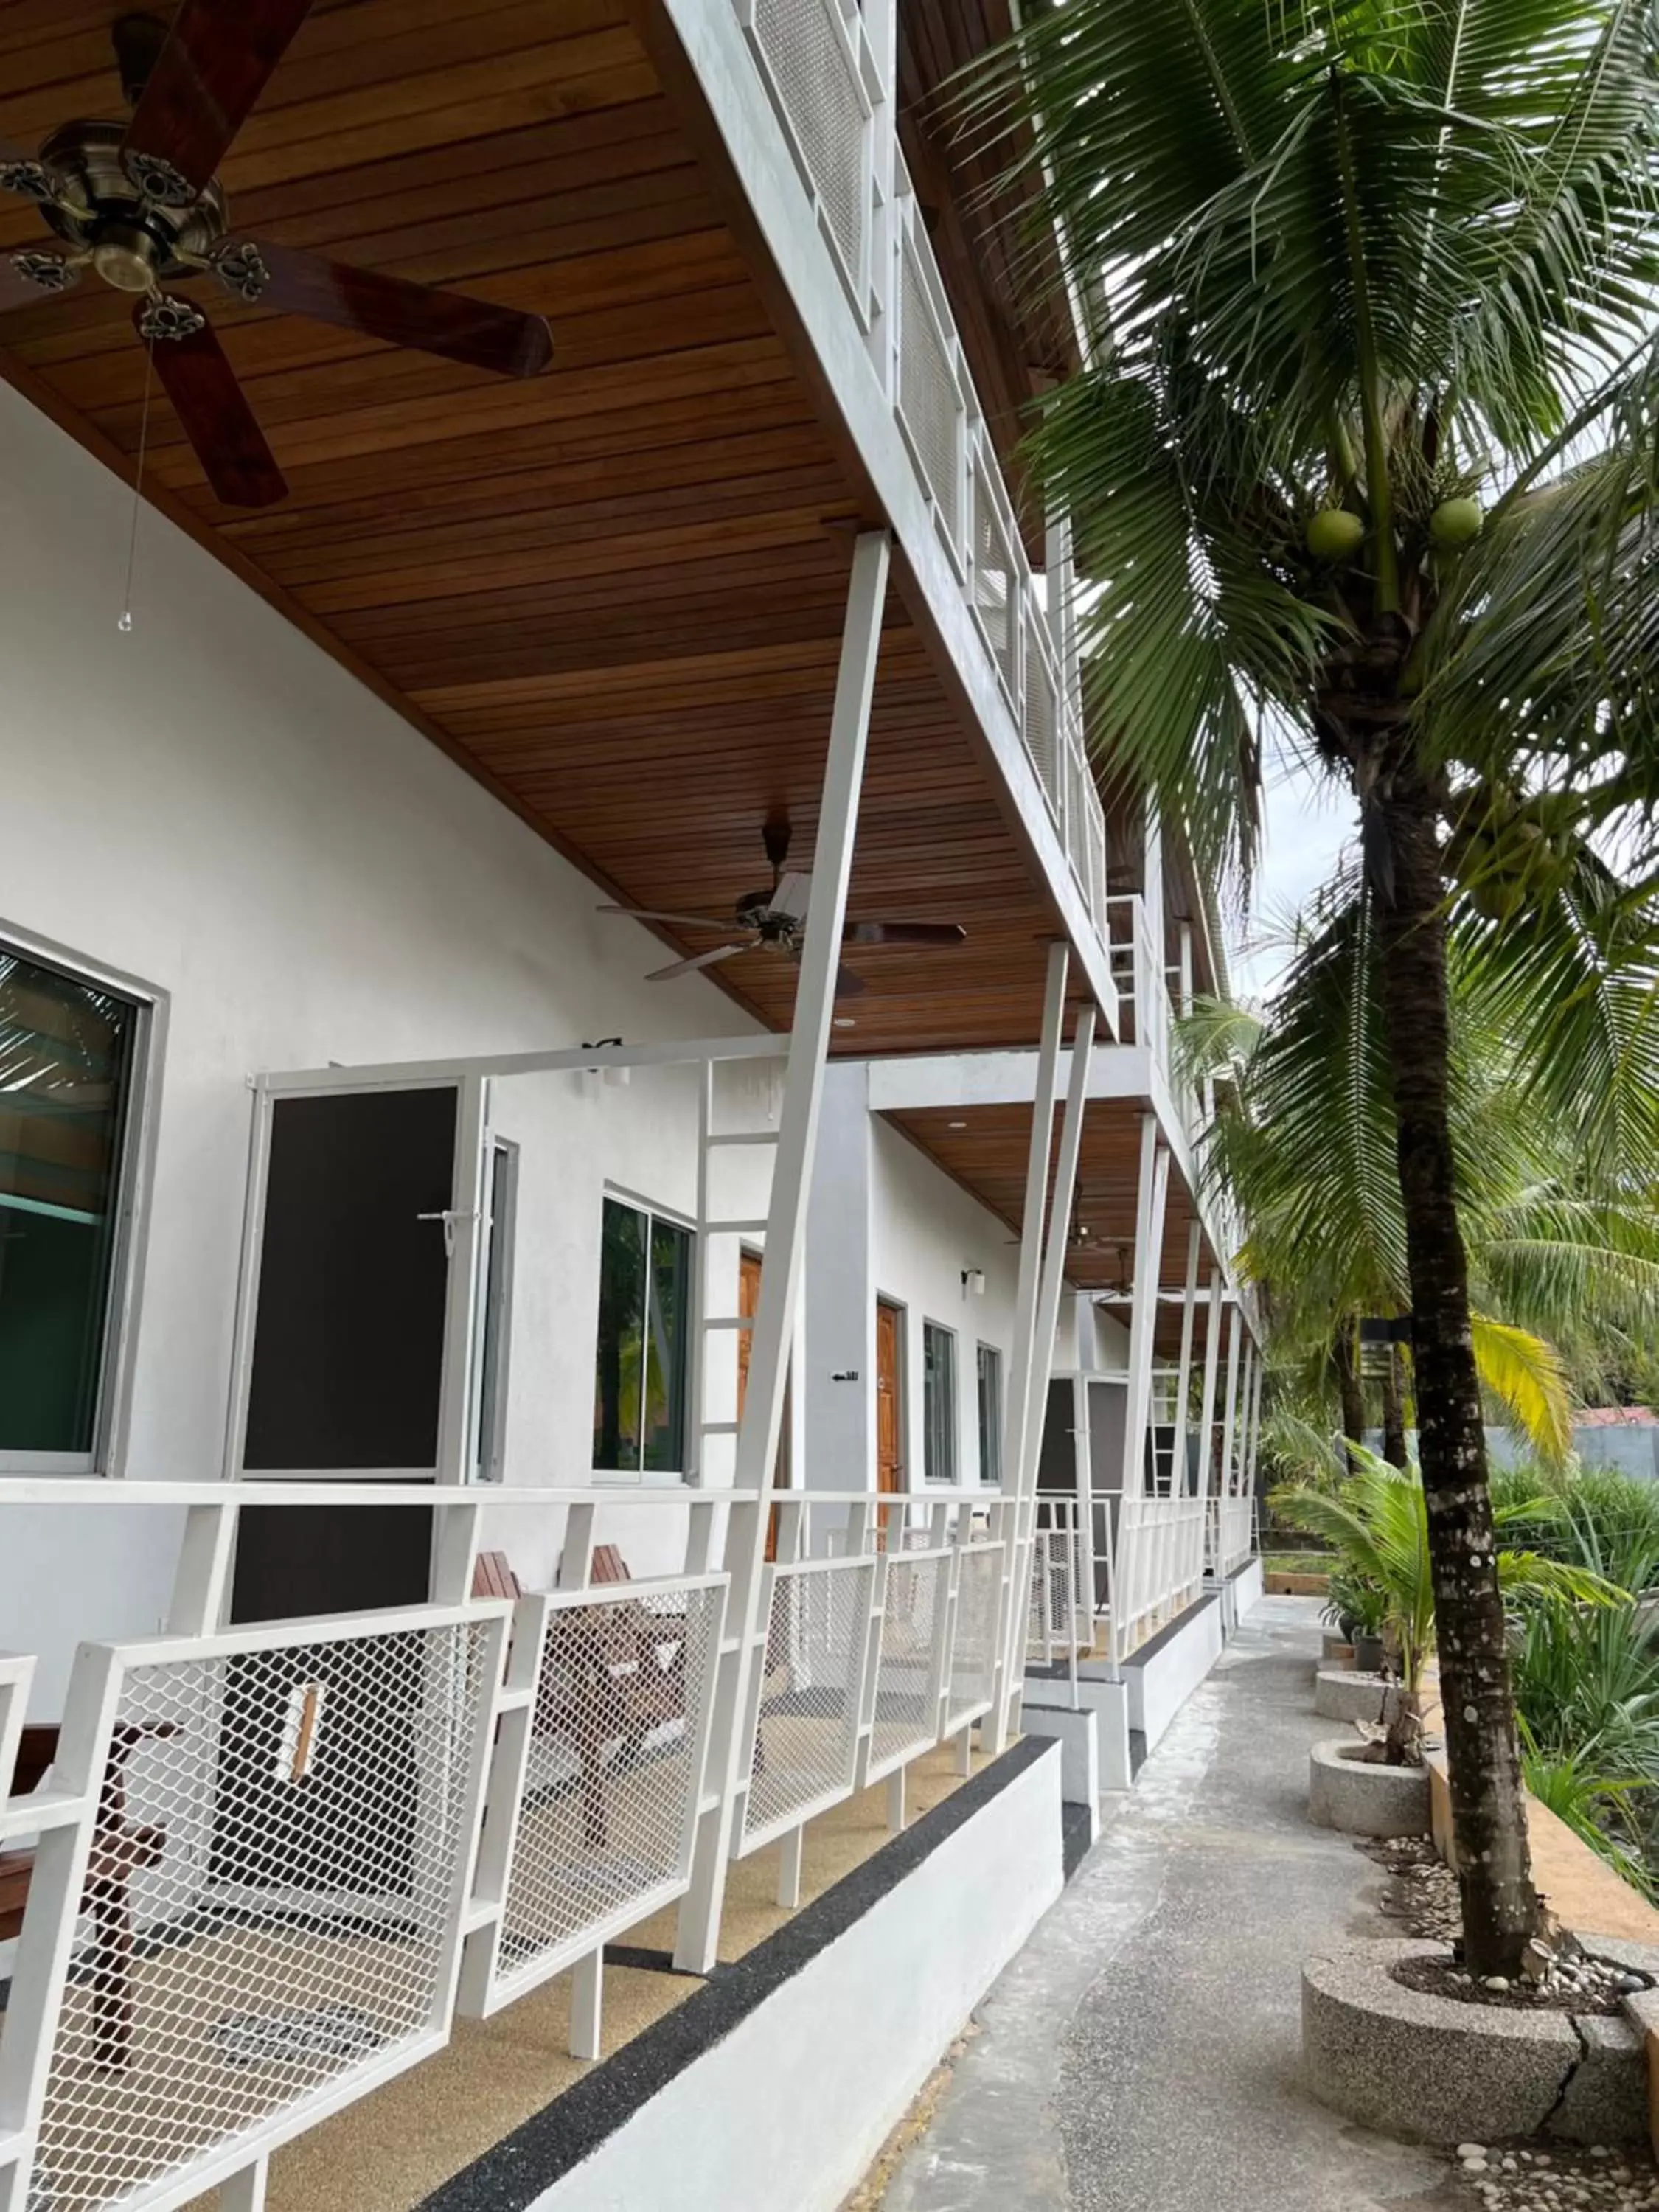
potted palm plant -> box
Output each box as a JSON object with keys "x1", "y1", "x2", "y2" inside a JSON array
[
  {"x1": 1325, "y1": 1570, "x2": 1388, "y2": 1675},
  {"x1": 1279, "y1": 1452, "x2": 1617, "y2": 1773}
]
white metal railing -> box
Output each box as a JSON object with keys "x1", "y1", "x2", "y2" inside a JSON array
[
  {"x1": 1209, "y1": 1496, "x2": 1256, "y2": 1579},
  {"x1": 468, "y1": 1574, "x2": 726, "y2": 2015},
  {"x1": 731, "y1": 0, "x2": 1111, "y2": 939},
  {"x1": 1027, "y1": 1498, "x2": 1091, "y2": 1664},
  {"x1": 0, "y1": 1481, "x2": 1014, "y2": 2209},
  {"x1": 1112, "y1": 1494, "x2": 1208, "y2": 1657},
  {"x1": 0, "y1": 1601, "x2": 508, "y2": 2212},
  {"x1": 737, "y1": 1510, "x2": 1008, "y2": 1854},
  {"x1": 740, "y1": 0, "x2": 880, "y2": 324},
  {"x1": 1107, "y1": 893, "x2": 1211, "y2": 1146}
]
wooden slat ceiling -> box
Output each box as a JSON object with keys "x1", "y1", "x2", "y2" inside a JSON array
[
  {"x1": 0, "y1": 0, "x2": 1077, "y2": 1071},
  {"x1": 888, "y1": 1102, "x2": 1222, "y2": 1299}
]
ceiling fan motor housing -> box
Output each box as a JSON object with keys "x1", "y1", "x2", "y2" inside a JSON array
[{"x1": 34, "y1": 119, "x2": 228, "y2": 285}]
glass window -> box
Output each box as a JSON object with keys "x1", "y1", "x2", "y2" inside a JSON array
[
  {"x1": 922, "y1": 1320, "x2": 957, "y2": 1484},
  {"x1": 977, "y1": 1343, "x2": 1002, "y2": 1485},
  {"x1": 0, "y1": 943, "x2": 140, "y2": 1458},
  {"x1": 593, "y1": 1194, "x2": 693, "y2": 1477}
]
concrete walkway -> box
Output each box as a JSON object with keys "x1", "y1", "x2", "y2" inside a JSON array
[{"x1": 883, "y1": 1596, "x2": 1464, "y2": 2212}]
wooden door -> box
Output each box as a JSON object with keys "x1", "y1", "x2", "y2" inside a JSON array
[
  {"x1": 876, "y1": 1298, "x2": 903, "y2": 1548},
  {"x1": 738, "y1": 1249, "x2": 762, "y2": 1416}
]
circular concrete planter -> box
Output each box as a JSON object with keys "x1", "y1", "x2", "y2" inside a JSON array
[
  {"x1": 1308, "y1": 1739, "x2": 1430, "y2": 1837},
  {"x1": 1314, "y1": 1669, "x2": 1402, "y2": 1725},
  {"x1": 1302, "y1": 1938, "x2": 1650, "y2": 2146}
]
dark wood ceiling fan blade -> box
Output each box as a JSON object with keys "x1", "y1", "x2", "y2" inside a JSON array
[
  {"x1": 112, "y1": 13, "x2": 172, "y2": 110},
  {"x1": 228, "y1": 238, "x2": 553, "y2": 378},
  {"x1": 833, "y1": 964, "x2": 868, "y2": 999},
  {"x1": 122, "y1": 0, "x2": 316, "y2": 201},
  {"x1": 138, "y1": 302, "x2": 286, "y2": 508},
  {"x1": 843, "y1": 922, "x2": 968, "y2": 945}
]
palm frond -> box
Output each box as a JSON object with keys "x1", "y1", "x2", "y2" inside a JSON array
[{"x1": 1470, "y1": 1315, "x2": 1572, "y2": 1462}]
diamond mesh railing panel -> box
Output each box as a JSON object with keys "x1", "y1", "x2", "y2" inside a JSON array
[
  {"x1": 1021, "y1": 624, "x2": 1060, "y2": 807},
  {"x1": 749, "y1": 0, "x2": 868, "y2": 299},
  {"x1": 742, "y1": 1559, "x2": 872, "y2": 1847},
  {"x1": 497, "y1": 1582, "x2": 720, "y2": 1989},
  {"x1": 946, "y1": 1544, "x2": 1001, "y2": 1725},
  {"x1": 971, "y1": 459, "x2": 1019, "y2": 708},
  {"x1": 1025, "y1": 1532, "x2": 1056, "y2": 1663},
  {"x1": 31, "y1": 1616, "x2": 495, "y2": 2212},
  {"x1": 898, "y1": 231, "x2": 964, "y2": 546},
  {"x1": 868, "y1": 1552, "x2": 947, "y2": 1775}
]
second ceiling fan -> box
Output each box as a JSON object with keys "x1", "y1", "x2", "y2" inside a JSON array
[
  {"x1": 598, "y1": 818, "x2": 969, "y2": 1001},
  {"x1": 0, "y1": 1, "x2": 554, "y2": 508}
]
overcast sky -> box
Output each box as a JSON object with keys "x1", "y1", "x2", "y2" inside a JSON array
[{"x1": 1224, "y1": 728, "x2": 1356, "y2": 1005}]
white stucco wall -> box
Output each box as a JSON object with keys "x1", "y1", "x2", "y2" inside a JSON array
[
  {"x1": 802, "y1": 1068, "x2": 1020, "y2": 1509},
  {"x1": 869, "y1": 1119, "x2": 1018, "y2": 1489},
  {"x1": 535, "y1": 1741, "x2": 1064, "y2": 2212},
  {"x1": 0, "y1": 388, "x2": 785, "y2": 1701}
]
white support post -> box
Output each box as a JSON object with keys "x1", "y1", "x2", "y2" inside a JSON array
[
  {"x1": 570, "y1": 1945, "x2": 604, "y2": 2062},
  {"x1": 1244, "y1": 1340, "x2": 1265, "y2": 1498},
  {"x1": 1119, "y1": 1116, "x2": 1172, "y2": 1500},
  {"x1": 998, "y1": 1001, "x2": 1097, "y2": 1746},
  {"x1": 1071, "y1": 1371, "x2": 1093, "y2": 1644},
  {"x1": 219, "y1": 2157, "x2": 270, "y2": 2212},
  {"x1": 674, "y1": 529, "x2": 889, "y2": 1975},
  {"x1": 777, "y1": 1822, "x2": 805, "y2": 1908},
  {"x1": 431, "y1": 1498, "x2": 484, "y2": 1606},
  {"x1": 1170, "y1": 1220, "x2": 1202, "y2": 1498},
  {"x1": 984, "y1": 942, "x2": 1068, "y2": 1742},
  {"x1": 999, "y1": 944, "x2": 1069, "y2": 1514},
  {"x1": 1220, "y1": 1302, "x2": 1244, "y2": 1501},
  {"x1": 886, "y1": 1767, "x2": 905, "y2": 1832},
  {"x1": 167, "y1": 1498, "x2": 238, "y2": 1633}
]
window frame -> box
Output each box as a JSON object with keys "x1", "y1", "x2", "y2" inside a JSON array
[
  {"x1": 976, "y1": 1341, "x2": 1003, "y2": 1487},
  {"x1": 920, "y1": 1316, "x2": 959, "y2": 1486},
  {"x1": 470, "y1": 1134, "x2": 518, "y2": 1484},
  {"x1": 0, "y1": 917, "x2": 164, "y2": 1480},
  {"x1": 591, "y1": 1185, "x2": 697, "y2": 1486}
]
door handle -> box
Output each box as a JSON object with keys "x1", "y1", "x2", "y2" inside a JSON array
[{"x1": 415, "y1": 1208, "x2": 480, "y2": 1259}]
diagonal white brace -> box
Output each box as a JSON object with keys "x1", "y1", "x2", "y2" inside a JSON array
[{"x1": 673, "y1": 529, "x2": 891, "y2": 1975}]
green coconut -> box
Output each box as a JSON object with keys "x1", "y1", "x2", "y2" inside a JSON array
[
  {"x1": 1430, "y1": 495, "x2": 1483, "y2": 547},
  {"x1": 1306, "y1": 507, "x2": 1366, "y2": 562}
]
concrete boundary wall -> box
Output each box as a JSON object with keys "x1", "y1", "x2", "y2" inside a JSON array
[
  {"x1": 1127, "y1": 1594, "x2": 1225, "y2": 1752},
  {"x1": 418, "y1": 1739, "x2": 1064, "y2": 2212}
]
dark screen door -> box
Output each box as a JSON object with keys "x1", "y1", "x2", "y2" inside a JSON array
[{"x1": 232, "y1": 1084, "x2": 470, "y2": 1624}]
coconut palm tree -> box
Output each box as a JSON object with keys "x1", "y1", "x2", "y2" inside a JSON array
[
  {"x1": 968, "y1": 0, "x2": 1659, "y2": 1972},
  {"x1": 1189, "y1": 871, "x2": 1659, "y2": 1461}
]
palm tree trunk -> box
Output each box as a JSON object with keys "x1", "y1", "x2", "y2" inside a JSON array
[
  {"x1": 1334, "y1": 1321, "x2": 1365, "y2": 1470},
  {"x1": 1380, "y1": 1346, "x2": 1408, "y2": 1467},
  {"x1": 1371, "y1": 767, "x2": 1539, "y2": 1978}
]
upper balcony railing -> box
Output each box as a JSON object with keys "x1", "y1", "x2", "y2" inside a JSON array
[{"x1": 735, "y1": 0, "x2": 1110, "y2": 939}]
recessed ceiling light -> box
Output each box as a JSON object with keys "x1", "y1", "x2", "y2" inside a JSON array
[
  {"x1": 948, "y1": 1120, "x2": 967, "y2": 1130},
  {"x1": 832, "y1": 1016, "x2": 856, "y2": 1029}
]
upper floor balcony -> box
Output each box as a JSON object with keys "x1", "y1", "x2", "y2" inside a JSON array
[{"x1": 0, "y1": 0, "x2": 1119, "y2": 1054}]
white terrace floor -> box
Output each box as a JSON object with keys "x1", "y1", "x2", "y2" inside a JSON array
[{"x1": 879, "y1": 1596, "x2": 1467, "y2": 2212}]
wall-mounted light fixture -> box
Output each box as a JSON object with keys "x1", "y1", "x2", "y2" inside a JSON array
[{"x1": 961, "y1": 1267, "x2": 986, "y2": 1298}]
